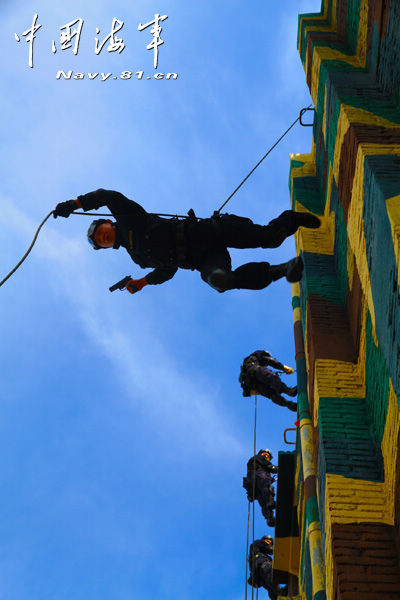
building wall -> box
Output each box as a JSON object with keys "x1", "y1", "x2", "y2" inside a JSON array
[{"x1": 277, "y1": 1, "x2": 400, "y2": 598}]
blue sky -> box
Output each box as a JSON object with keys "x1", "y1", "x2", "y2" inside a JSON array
[{"x1": 1, "y1": 1, "x2": 319, "y2": 598}]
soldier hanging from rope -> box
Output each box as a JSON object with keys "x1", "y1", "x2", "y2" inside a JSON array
[
  {"x1": 239, "y1": 350, "x2": 297, "y2": 411},
  {"x1": 243, "y1": 449, "x2": 277, "y2": 527},
  {"x1": 53, "y1": 189, "x2": 320, "y2": 294},
  {"x1": 248, "y1": 536, "x2": 288, "y2": 600}
]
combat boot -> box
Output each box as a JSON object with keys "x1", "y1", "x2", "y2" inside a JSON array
[
  {"x1": 285, "y1": 256, "x2": 304, "y2": 282},
  {"x1": 294, "y1": 212, "x2": 321, "y2": 229},
  {"x1": 268, "y1": 256, "x2": 303, "y2": 283}
]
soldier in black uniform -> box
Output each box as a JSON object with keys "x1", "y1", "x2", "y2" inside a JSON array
[
  {"x1": 243, "y1": 449, "x2": 278, "y2": 526},
  {"x1": 239, "y1": 350, "x2": 297, "y2": 412},
  {"x1": 53, "y1": 189, "x2": 320, "y2": 294},
  {"x1": 248, "y1": 536, "x2": 287, "y2": 599}
]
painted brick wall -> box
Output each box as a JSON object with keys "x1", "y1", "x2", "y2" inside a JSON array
[{"x1": 285, "y1": 1, "x2": 400, "y2": 599}]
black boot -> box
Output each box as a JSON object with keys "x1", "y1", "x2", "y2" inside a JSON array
[
  {"x1": 294, "y1": 212, "x2": 321, "y2": 229},
  {"x1": 269, "y1": 256, "x2": 303, "y2": 283},
  {"x1": 287, "y1": 386, "x2": 298, "y2": 397},
  {"x1": 268, "y1": 264, "x2": 288, "y2": 282},
  {"x1": 285, "y1": 256, "x2": 304, "y2": 282}
]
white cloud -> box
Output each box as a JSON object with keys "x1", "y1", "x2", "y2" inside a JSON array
[{"x1": 1, "y1": 195, "x2": 245, "y2": 460}]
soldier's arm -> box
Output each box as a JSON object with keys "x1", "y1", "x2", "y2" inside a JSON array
[
  {"x1": 126, "y1": 267, "x2": 178, "y2": 294},
  {"x1": 252, "y1": 350, "x2": 280, "y2": 368},
  {"x1": 266, "y1": 462, "x2": 278, "y2": 474},
  {"x1": 77, "y1": 189, "x2": 148, "y2": 222},
  {"x1": 145, "y1": 267, "x2": 178, "y2": 285},
  {"x1": 264, "y1": 355, "x2": 285, "y2": 371},
  {"x1": 257, "y1": 351, "x2": 294, "y2": 373}
]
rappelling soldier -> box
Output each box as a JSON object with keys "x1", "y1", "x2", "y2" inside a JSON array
[
  {"x1": 248, "y1": 536, "x2": 287, "y2": 599},
  {"x1": 243, "y1": 449, "x2": 277, "y2": 526},
  {"x1": 53, "y1": 189, "x2": 320, "y2": 294},
  {"x1": 239, "y1": 350, "x2": 297, "y2": 411}
]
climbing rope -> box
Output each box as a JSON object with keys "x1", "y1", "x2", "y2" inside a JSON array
[
  {"x1": 245, "y1": 394, "x2": 258, "y2": 600},
  {"x1": 0, "y1": 210, "x2": 54, "y2": 288},
  {"x1": 251, "y1": 394, "x2": 257, "y2": 600},
  {"x1": 245, "y1": 500, "x2": 251, "y2": 600},
  {"x1": 0, "y1": 105, "x2": 312, "y2": 287},
  {"x1": 216, "y1": 104, "x2": 313, "y2": 215},
  {"x1": 72, "y1": 211, "x2": 191, "y2": 219},
  {"x1": 73, "y1": 104, "x2": 313, "y2": 220}
]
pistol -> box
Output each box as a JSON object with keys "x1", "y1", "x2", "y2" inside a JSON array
[{"x1": 109, "y1": 275, "x2": 132, "y2": 292}]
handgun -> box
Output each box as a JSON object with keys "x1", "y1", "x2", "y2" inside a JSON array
[{"x1": 109, "y1": 275, "x2": 132, "y2": 292}]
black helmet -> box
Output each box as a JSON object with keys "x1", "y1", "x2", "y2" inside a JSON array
[
  {"x1": 87, "y1": 219, "x2": 110, "y2": 250},
  {"x1": 261, "y1": 535, "x2": 273, "y2": 544},
  {"x1": 261, "y1": 536, "x2": 274, "y2": 552},
  {"x1": 259, "y1": 448, "x2": 273, "y2": 459}
]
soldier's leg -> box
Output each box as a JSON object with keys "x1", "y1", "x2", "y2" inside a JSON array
[
  {"x1": 259, "y1": 562, "x2": 279, "y2": 600},
  {"x1": 259, "y1": 483, "x2": 276, "y2": 525},
  {"x1": 279, "y1": 381, "x2": 298, "y2": 397},
  {"x1": 201, "y1": 257, "x2": 304, "y2": 293},
  {"x1": 217, "y1": 211, "x2": 320, "y2": 249},
  {"x1": 261, "y1": 210, "x2": 320, "y2": 248},
  {"x1": 270, "y1": 391, "x2": 297, "y2": 412},
  {"x1": 199, "y1": 249, "x2": 234, "y2": 292},
  {"x1": 258, "y1": 497, "x2": 274, "y2": 523}
]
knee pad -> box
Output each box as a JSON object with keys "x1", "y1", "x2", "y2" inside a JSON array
[{"x1": 207, "y1": 268, "x2": 231, "y2": 292}]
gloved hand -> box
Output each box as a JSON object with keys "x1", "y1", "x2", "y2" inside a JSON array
[
  {"x1": 53, "y1": 200, "x2": 78, "y2": 218},
  {"x1": 283, "y1": 365, "x2": 294, "y2": 374},
  {"x1": 126, "y1": 278, "x2": 148, "y2": 294}
]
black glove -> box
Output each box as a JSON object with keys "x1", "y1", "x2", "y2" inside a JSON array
[{"x1": 53, "y1": 200, "x2": 77, "y2": 218}]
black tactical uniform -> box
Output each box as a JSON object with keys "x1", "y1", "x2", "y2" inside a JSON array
[
  {"x1": 62, "y1": 189, "x2": 320, "y2": 292},
  {"x1": 243, "y1": 450, "x2": 278, "y2": 526},
  {"x1": 248, "y1": 537, "x2": 287, "y2": 599},
  {"x1": 239, "y1": 350, "x2": 297, "y2": 411}
]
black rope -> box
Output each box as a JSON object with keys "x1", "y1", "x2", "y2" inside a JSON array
[
  {"x1": 0, "y1": 210, "x2": 54, "y2": 288},
  {"x1": 245, "y1": 395, "x2": 258, "y2": 600},
  {"x1": 71, "y1": 211, "x2": 193, "y2": 219},
  {"x1": 245, "y1": 499, "x2": 251, "y2": 600},
  {"x1": 251, "y1": 395, "x2": 257, "y2": 599},
  {"x1": 1, "y1": 104, "x2": 312, "y2": 287},
  {"x1": 72, "y1": 105, "x2": 313, "y2": 221},
  {"x1": 215, "y1": 104, "x2": 313, "y2": 215}
]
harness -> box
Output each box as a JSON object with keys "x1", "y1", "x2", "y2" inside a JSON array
[{"x1": 176, "y1": 220, "x2": 187, "y2": 266}]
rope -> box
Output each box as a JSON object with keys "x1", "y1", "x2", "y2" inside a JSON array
[
  {"x1": 68, "y1": 104, "x2": 314, "y2": 222},
  {"x1": 215, "y1": 104, "x2": 312, "y2": 215},
  {"x1": 251, "y1": 394, "x2": 257, "y2": 599},
  {"x1": 245, "y1": 395, "x2": 258, "y2": 599},
  {"x1": 0, "y1": 210, "x2": 54, "y2": 288},
  {"x1": 1, "y1": 105, "x2": 311, "y2": 288},
  {"x1": 71, "y1": 211, "x2": 192, "y2": 219},
  {"x1": 245, "y1": 499, "x2": 251, "y2": 600}
]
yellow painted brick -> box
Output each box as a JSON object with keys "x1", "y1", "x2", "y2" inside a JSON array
[
  {"x1": 386, "y1": 195, "x2": 400, "y2": 286},
  {"x1": 310, "y1": 0, "x2": 368, "y2": 102},
  {"x1": 347, "y1": 145, "x2": 400, "y2": 339},
  {"x1": 312, "y1": 276, "x2": 368, "y2": 420},
  {"x1": 380, "y1": 380, "x2": 400, "y2": 524},
  {"x1": 294, "y1": 211, "x2": 334, "y2": 256},
  {"x1": 325, "y1": 474, "x2": 393, "y2": 525}
]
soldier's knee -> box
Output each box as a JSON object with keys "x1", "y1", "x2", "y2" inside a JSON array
[{"x1": 206, "y1": 268, "x2": 233, "y2": 292}]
